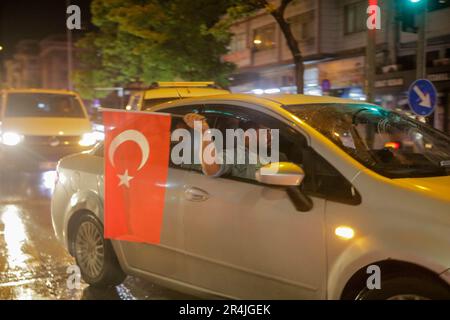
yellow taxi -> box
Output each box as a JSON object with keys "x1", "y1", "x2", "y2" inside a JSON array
[{"x1": 125, "y1": 82, "x2": 230, "y2": 111}]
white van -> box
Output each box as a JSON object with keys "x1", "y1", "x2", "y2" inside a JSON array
[{"x1": 0, "y1": 89, "x2": 96, "y2": 170}]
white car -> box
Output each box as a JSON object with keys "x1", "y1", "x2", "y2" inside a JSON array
[
  {"x1": 0, "y1": 89, "x2": 97, "y2": 170},
  {"x1": 51, "y1": 94, "x2": 450, "y2": 300}
]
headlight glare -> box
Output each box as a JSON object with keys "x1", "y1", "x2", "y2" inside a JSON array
[
  {"x1": 1, "y1": 132, "x2": 24, "y2": 146},
  {"x1": 79, "y1": 133, "x2": 97, "y2": 147}
]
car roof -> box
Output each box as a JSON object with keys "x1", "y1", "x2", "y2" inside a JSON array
[
  {"x1": 1, "y1": 88, "x2": 79, "y2": 95},
  {"x1": 154, "y1": 93, "x2": 371, "y2": 110},
  {"x1": 143, "y1": 87, "x2": 229, "y2": 99},
  {"x1": 254, "y1": 94, "x2": 367, "y2": 106},
  {"x1": 153, "y1": 81, "x2": 216, "y2": 88}
]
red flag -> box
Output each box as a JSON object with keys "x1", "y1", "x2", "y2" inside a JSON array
[{"x1": 103, "y1": 110, "x2": 171, "y2": 244}]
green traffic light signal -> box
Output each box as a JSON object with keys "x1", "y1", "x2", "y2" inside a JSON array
[{"x1": 396, "y1": 0, "x2": 427, "y2": 33}]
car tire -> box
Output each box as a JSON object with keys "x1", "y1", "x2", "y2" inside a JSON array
[
  {"x1": 356, "y1": 275, "x2": 450, "y2": 300},
  {"x1": 73, "y1": 214, "x2": 126, "y2": 288}
]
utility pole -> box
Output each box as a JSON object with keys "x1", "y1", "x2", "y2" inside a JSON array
[
  {"x1": 416, "y1": 0, "x2": 427, "y2": 80},
  {"x1": 415, "y1": 0, "x2": 431, "y2": 125},
  {"x1": 0, "y1": 45, "x2": 3, "y2": 89},
  {"x1": 365, "y1": 0, "x2": 378, "y2": 103},
  {"x1": 66, "y1": 0, "x2": 73, "y2": 91},
  {"x1": 366, "y1": 26, "x2": 376, "y2": 103}
]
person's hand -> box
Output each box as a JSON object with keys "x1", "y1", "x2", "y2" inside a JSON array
[{"x1": 183, "y1": 113, "x2": 209, "y2": 132}]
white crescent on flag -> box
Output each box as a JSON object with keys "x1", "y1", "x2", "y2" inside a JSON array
[{"x1": 108, "y1": 129, "x2": 150, "y2": 171}]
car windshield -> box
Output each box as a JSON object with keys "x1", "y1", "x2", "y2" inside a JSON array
[
  {"x1": 5, "y1": 93, "x2": 85, "y2": 118},
  {"x1": 285, "y1": 103, "x2": 450, "y2": 179}
]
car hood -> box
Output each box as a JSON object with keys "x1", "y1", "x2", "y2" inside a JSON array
[
  {"x1": 396, "y1": 175, "x2": 450, "y2": 202},
  {"x1": 2, "y1": 117, "x2": 92, "y2": 136}
]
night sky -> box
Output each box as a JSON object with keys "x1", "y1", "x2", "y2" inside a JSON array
[{"x1": 0, "y1": 0, "x2": 92, "y2": 62}]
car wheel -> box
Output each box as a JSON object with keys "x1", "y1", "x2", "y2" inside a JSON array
[
  {"x1": 73, "y1": 214, "x2": 126, "y2": 288},
  {"x1": 356, "y1": 276, "x2": 450, "y2": 300}
]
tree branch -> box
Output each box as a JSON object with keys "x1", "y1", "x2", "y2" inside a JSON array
[{"x1": 277, "y1": 0, "x2": 292, "y2": 16}]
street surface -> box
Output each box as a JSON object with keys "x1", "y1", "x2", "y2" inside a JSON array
[{"x1": 0, "y1": 169, "x2": 193, "y2": 300}]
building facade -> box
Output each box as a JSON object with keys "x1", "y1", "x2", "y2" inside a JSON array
[
  {"x1": 3, "y1": 40, "x2": 41, "y2": 89},
  {"x1": 223, "y1": 0, "x2": 450, "y2": 133},
  {"x1": 2, "y1": 35, "x2": 77, "y2": 91}
]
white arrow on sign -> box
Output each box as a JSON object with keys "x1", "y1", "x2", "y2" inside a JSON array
[{"x1": 413, "y1": 86, "x2": 432, "y2": 108}]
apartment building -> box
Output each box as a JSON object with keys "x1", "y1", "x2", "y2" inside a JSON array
[
  {"x1": 39, "y1": 35, "x2": 73, "y2": 90},
  {"x1": 223, "y1": 0, "x2": 450, "y2": 132},
  {"x1": 3, "y1": 40, "x2": 41, "y2": 88},
  {"x1": 2, "y1": 35, "x2": 77, "y2": 91}
]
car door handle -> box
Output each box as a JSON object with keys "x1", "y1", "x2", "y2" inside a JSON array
[{"x1": 184, "y1": 186, "x2": 209, "y2": 202}]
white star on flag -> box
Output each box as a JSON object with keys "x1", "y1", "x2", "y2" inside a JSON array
[{"x1": 118, "y1": 170, "x2": 134, "y2": 188}]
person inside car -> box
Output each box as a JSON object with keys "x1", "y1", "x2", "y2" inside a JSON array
[{"x1": 183, "y1": 113, "x2": 285, "y2": 180}]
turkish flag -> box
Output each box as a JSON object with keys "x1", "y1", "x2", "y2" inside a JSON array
[{"x1": 103, "y1": 110, "x2": 171, "y2": 244}]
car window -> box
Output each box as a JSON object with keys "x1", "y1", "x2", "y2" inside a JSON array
[
  {"x1": 286, "y1": 104, "x2": 450, "y2": 178},
  {"x1": 5, "y1": 93, "x2": 85, "y2": 118},
  {"x1": 126, "y1": 93, "x2": 142, "y2": 111},
  {"x1": 169, "y1": 115, "x2": 206, "y2": 171},
  {"x1": 159, "y1": 105, "x2": 205, "y2": 171},
  {"x1": 142, "y1": 98, "x2": 181, "y2": 111},
  {"x1": 202, "y1": 104, "x2": 306, "y2": 181},
  {"x1": 301, "y1": 147, "x2": 361, "y2": 205},
  {"x1": 203, "y1": 104, "x2": 360, "y2": 205},
  {"x1": 156, "y1": 104, "x2": 202, "y2": 115}
]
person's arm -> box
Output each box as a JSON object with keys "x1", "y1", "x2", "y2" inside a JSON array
[{"x1": 183, "y1": 113, "x2": 222, "y2": 176}]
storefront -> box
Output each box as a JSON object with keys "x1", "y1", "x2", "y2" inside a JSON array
[
  {"x1": 318, "y1": 56, "x2": 366, "y2": 100},
  {"x1": 374, "y1": 65, "x2": 450, "y2": 134}
]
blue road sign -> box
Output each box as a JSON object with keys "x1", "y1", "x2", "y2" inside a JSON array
[
  {"x1": 407, "y1": 79, "x2": 437, "y2": 117},
  {"x1": 321, "y1": 79, "x2": 331, "y2": 92}
]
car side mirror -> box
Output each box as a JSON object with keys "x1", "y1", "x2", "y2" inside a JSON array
[
  {"x1": 256, "y1": 162, "x2": 305, "y2": 187},
  {"x1": 256, "y1": 162, "x2": 313, "y2": 212}
]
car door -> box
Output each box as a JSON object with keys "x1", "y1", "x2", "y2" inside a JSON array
[
  {"x1": 180, "y1": 103, "x2": 328, "y2": 299},
  {"x1": 115, "y1": 113, "x2": 197, "y2": 282}
]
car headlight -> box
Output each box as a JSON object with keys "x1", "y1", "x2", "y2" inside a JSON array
[
  {"x1": 1, "y1": 132, "x2": 24, "y2": 146},
  {"x1": 79, "y1": 133, "x2": 97, "y2": 147}
]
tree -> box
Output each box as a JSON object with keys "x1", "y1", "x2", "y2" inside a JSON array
[
  {"x1": 75, "y1": 0, "x2": 235, "y2": 99},
  {"x1": 214, "y1": 0, "x2": 304, "y2": 93}
]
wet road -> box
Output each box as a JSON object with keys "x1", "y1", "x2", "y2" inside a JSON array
[{"x1": 0, "y1": 169, "x2": 194, "y2": 300}]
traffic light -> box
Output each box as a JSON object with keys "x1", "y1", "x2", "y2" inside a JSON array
[
  {"x1": 396, "y1": 0, "x2": 450, "y2": 33},
  {"x1": 396, "y1": 0, "x2": 426, "y2": 33}
]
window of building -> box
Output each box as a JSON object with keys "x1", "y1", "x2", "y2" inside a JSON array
[
  {"x1": 426, "y1": 51, "x2": 439, "y2": 67},
  {"x1": 230, "y1": 33, "x2": 247, "y2": 53},
  {"x1": 253, "y1": 25, "x2": 276, "y2": 51},
  {"x1": 288, "y1": 11, "x2": 315, "y2": 42},
  {"x1": 429, "y1": 0, "x2": 450, "y2": 11},
  {"x1": 344, "y1": 1, "x2": 367, "y2": 34},
  {"x1": 397, "y1": 54, "x2": 416, "y2": 70}
]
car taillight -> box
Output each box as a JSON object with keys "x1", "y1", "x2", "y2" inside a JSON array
[{"x1": 384, "y1": 142, "x2": 401, "y2": 150}]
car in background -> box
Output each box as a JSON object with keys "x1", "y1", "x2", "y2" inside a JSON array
[
  {"x1": 0, "y1": 89, "x2": 97, "y2": 171},
  {"x1": 125, "y1": 82, "x2": 229, "y2": 111},
  {"x1": 51, "y1": 93, "x2": 450, "y2": 300}
]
